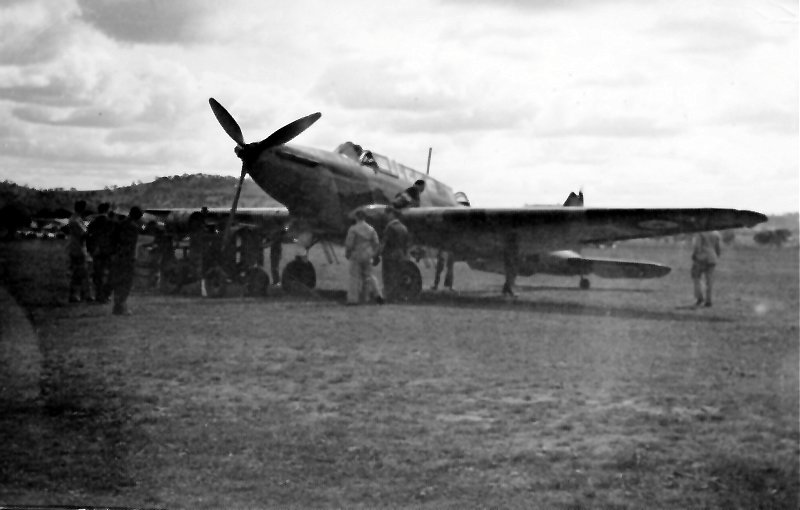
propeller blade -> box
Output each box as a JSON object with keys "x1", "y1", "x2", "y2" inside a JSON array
[
  {"x1": 256, "y1": 112, "x2": 321, "y2": 150},
  {"x1": 221, "y1": 164, "x2": 248, "y2": 248},
  {"x1": 209, "y1": 98, "x2": 245, "y2": 146}
]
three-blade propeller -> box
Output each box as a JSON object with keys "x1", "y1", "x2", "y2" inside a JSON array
[
  {"x1": 207, "y1": 97, "x2": 321, "y2": 248},
  {"x1": 208, "y1": 97, "x2": 321, "y2": 159}
]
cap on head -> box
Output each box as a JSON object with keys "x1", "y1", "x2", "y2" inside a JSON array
[
  {"x1": 414, "y1": 179, "x2": 426, "y2": 187},
  {"x1": 129, "y1": 206, "x2": 143, "y2": 220}
]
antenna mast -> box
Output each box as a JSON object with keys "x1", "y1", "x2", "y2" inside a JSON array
[{"x1": 425, "y1": 147, "x2": 433, "y2": 175}]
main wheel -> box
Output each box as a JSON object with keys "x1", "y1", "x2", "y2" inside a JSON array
[
  {"x1": 203, "y1": 266, "x2": 229, "y2": 298},
  {"x1": 281, "y1": 257, "x2": 316, "y2": 293},
  {"x1": 579, "y1": 277, "x2": 591, "y2": 290},
  {"x1": 160, "y1": 259, "x2": 193, "y2": 294},
  {"x1": 244, "y1": 266, "x2": 270, "y2": 297},
  {"x1": 392, "y1": 260, "x2": 422, "y2": 302}
]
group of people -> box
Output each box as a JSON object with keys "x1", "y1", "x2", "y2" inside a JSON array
[
  {"x1": 66, "y1": 200, "x2": 144, "y2": 315},
  {"x1": 344, "y1": 180, "x2": 423, "y2": 305}
]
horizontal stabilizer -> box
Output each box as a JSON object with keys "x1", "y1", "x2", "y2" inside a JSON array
[{"x1": 578, "y1": 257, "x2": 671, "y2": 279}]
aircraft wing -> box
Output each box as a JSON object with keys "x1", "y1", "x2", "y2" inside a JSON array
[
  {"x1": 374, "y1": 206, "x2": 766, "y2": 258},
  {"x1": 144, "y1": 207, "x2": 290, "y2": 235}
]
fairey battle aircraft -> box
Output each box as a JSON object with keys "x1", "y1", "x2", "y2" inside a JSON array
[{"x1": 145, "y1": 98, "x2": 767, "y2": 298}]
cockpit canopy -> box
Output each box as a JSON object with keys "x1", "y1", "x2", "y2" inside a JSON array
[
  {"x1": 334, "y1": 141, "x2": 363, "y2": 162},
  {"x1": 335, "y1": 141, "x2": 388, "y2": 173}
]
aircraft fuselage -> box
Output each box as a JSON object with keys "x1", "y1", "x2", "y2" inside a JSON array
[{"x1": 248, "y1": 143, "x2": 460, "y2": 234}]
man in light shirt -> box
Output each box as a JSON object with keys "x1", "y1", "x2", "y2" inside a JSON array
[
  {"x1": 344, "y1": 209, "x2": 384, "y2": 305},
  {"x1": 691, "y1": 230, "x2": 722, "y2": 307}
]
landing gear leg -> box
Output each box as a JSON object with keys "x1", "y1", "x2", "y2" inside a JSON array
[{"x1": 269, "y1": 238, "x2": 282, "y2": 285}]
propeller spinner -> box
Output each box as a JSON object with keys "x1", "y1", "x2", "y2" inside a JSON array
[{"x1": 207, "y1": 97, "x2": 321, "y2": 247}]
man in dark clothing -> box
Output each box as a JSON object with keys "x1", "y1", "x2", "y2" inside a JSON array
[
  {"x1": 379, "y1": 207, "x2": 410, "y2": 301},
  {"x1": 392, "y1": 179, "x2": 426, "y2": 209},
  {"x1": 87, "y1": 202, "x2": 115, "y2": 303},
  {"x1": 110, "y1": 206, "x2": 143, "y2": 315},
  {"x1": 432, "y1": 249, "x2": 455, "y2": 291}
]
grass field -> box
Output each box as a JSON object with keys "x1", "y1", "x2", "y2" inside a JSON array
[{"x1": 0, "y1": 239, "x2": 798, "y2": 509}]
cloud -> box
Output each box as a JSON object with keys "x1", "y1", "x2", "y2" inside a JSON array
[
  {"x1": 388, "y1": 107, "x2": 528, "y2": 134},
  {"x1": 653, "y1": 17, "x2": 773, "y2": 55},
  {"x1": 75, "y1": 0, "x2": 218, "y2": 44},
  {"x1": 0, "y1": 0, "x2": 81, "y2": 65},
  {"x1": 714, "y1": 109, "x2": 799, "y2": 134},
  {"x1": 312, "y1": 61, "x2": 461, "y2": 113},
  {"x1": 440, "y1": 0, "x2": 607, "y2": 11},
  {"x1": 12, "y1": 105, "x2": 128, "y2": 128},
  {"x1": 537, "y1": 117, "x2": 682, "y2": 138}
]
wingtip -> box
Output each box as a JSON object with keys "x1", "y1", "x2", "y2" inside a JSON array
[{"x1": 742, "y1": 210, "x2": 769, "y2": 227}]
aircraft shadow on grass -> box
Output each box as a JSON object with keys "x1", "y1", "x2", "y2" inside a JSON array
[
  {"x1": 513, "y1": 284, "x2": 654, "y2": 293},
  {"x1": 293, "y1": 289, "x2": 732, "y2": 324}
]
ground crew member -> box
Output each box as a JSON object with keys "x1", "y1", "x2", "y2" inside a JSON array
[
  {"x1": 344, "y1": 209, "x2": 383, "y2": 305},
  {"x1": 110, "y1": 206, "x2": 143, "y2": 315},
  {"x1": 502, "y1": 232, "x2": 520, "y2": 297},
  {"x1": 86, "y1": 202, "x2": 115, "y2": 303},
  {"x1": 691, "y1": 230, "x2": 722, "y2": 307},
  {"x1": 392, "y1": 179, "x2": 426, "y2": 209},
  {"x1": 432, "y1": 249, "x2": 455, "y2": 291},
  {"x1": 380, "y1": 207, "x2": 409, "y2": 301},
  {"x1": 66, "y1": 200, "x2": 92, "y2": 303},
  {"x1": 188, "y1": 208, "x2": 209, "y2": 281}
]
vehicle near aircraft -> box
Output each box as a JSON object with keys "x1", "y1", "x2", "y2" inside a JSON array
[{"x1": 144, "y1": 98, "x2": 767, "y2": 299}]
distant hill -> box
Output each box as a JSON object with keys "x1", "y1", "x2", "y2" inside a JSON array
[{"x1": 0, "y1": 174, "x2": 282, "y2": 218}]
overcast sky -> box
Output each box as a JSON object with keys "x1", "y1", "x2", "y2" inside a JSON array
[{"x1": 1, "y1": 0, "x2": 797, "y2": 213}]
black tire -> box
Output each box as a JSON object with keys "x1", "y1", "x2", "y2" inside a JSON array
[
  {"x1": 160, "y1": 259, "x2": 192, "y2": 294},
  {"x1": 579, "y1": 277, "x2": 590, "y2": 290},
  {"x1": 204, "y1": 266, "x2": 229, "y2": 298},
  {"x1": 281, "y1": 257, "x2": 316, "y2": 293},
  {"x1": 244, "y1": 266, "x2": 270, "y2": 297},
  {"x1": 392, "y1": 260, "x2": 422, "y2": 301}
]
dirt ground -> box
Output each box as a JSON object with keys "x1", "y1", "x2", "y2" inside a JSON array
[{"x1": 0, "y1": 240, "x2": 797, "y2": 509}]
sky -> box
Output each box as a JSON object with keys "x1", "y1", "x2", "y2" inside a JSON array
[{"x1": 0, "y1": 0, "x2": 797, "y2": 213}]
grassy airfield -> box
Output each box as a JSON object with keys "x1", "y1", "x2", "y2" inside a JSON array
[{"x1": 0, "y1": 240, "x2": 797, "y2": 509}]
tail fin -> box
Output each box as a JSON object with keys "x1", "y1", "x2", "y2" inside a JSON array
[{"x1": 563, "y1": 191, "x2": 584, "y2": 207}]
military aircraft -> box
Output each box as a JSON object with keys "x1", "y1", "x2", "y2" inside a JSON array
[{"x1": 144, "y1": 97, "x2": 767, "y2": 298}]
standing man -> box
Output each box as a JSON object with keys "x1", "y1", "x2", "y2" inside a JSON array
[
  {"x1": 502, "y1": 232, "x2": 520, "y2": 297},
  {"x1": 392, "y1": 179, "x2": 426, "y2": 209},
  {"x1": 344, "y1": 209, "x2": 383, "y2": 305},
  {"x1": 66, "y1": 200, "x2": 92, "y2": 303},
  {"x1": 86, "y1": 202, "x2": 115, "y2": 303},
  {"x1": 432, "y1": 249, "x2": 455, "y2": 291},
  {"x1": 379, "y1": 207, "x2": 409, "y2": 301},
  {"x1": 110, "y1": 206, "x2": 144, "y2": 315},
  {"x1": 691, "y1": 230, "x2": 722, "y2": 307}
]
